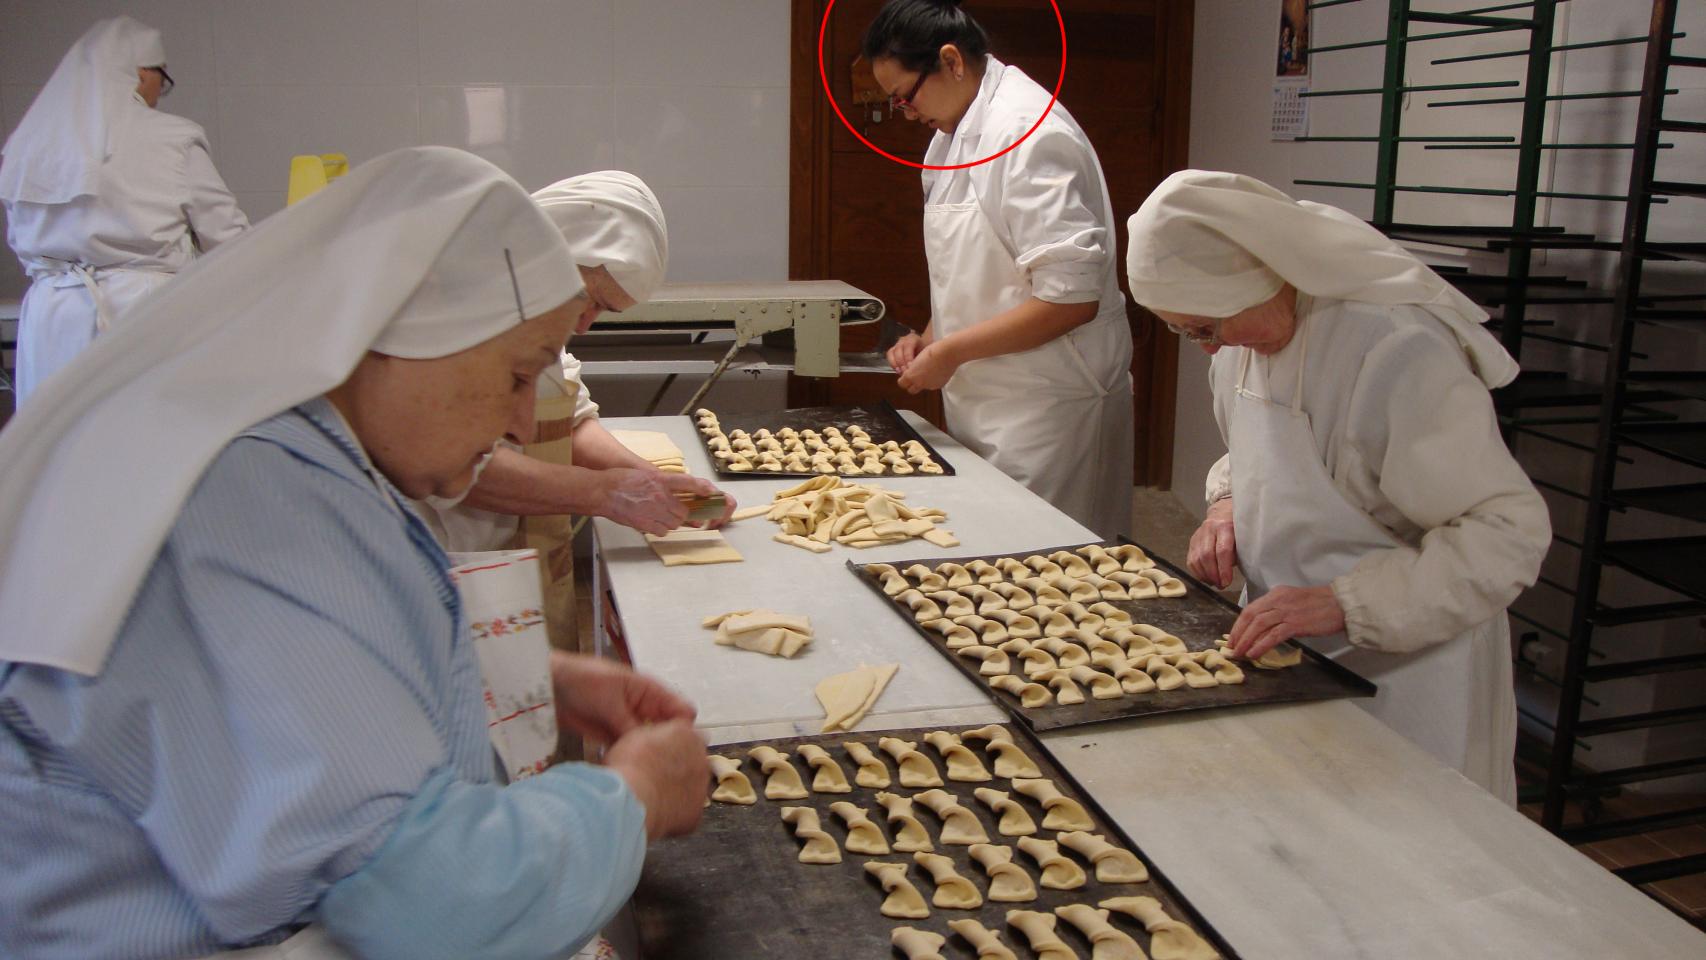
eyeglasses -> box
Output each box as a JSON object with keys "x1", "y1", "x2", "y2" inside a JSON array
[
  {"x1": 1161, "y1": 315, "x2": 1224, "y2": 347},
  {"x1": 889, "y1": 68, "x2": 931, "y2": 112}
]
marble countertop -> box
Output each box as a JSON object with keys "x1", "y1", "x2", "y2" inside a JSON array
[{"x1": 593, "y1": 412, "x2": 1705, "y2": 959}]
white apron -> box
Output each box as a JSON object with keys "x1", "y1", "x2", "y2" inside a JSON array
[
  {"x1": 1229, "y1": 315, "x2": 1518, "y2": 803},
  {"x1": 15, "y1": 259, "x2": 172, "y2": 402},
  {"x1": 924, "y1": 196, "x2": 1133, "y2": 538}
]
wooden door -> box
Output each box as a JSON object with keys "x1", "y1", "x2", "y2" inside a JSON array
[{"x1": 789, "y1": 0, "x2": 1193, "y2": 487}]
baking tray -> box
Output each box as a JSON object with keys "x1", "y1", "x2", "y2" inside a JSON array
[
  {"x1": 847, "y1": 538, "x2": 1376, "y2": 732},
  {"x1": 633, "y1": 721, "x2": 1240, "y2": 960},
  {"x1": 692, "y1": 401, "x2": 957, "y2": 480}
]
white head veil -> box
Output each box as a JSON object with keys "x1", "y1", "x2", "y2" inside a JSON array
[
  {"x1": 0, "y1": 16, "x2": 168, "y2": 205},
  {"x1": 0, "y1": 146, "x2": 583, "y2": 676},
  {"x1": 1126, "y1": 169, "x2": 1519, "y2": 388},
  {"x1": 531, "y1": 171, "x2": 668, "y2": 304}
]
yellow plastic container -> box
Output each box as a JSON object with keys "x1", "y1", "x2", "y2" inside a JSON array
[{"x1": 286, "y1": 153, "x2": 350, "y2": 206}]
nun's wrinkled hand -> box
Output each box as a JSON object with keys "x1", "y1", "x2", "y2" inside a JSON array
[
  {"x1": 677, "y1": 476, "x2": 738, "y2": 529},
  {"x1": 1226, "y1": 585, "x2": 1344, "y2": 659},
  {"x1": 605, "y1": 720, "x2": 709, "y2": 840},
  {"x1": 599, "y1": 468, "x2": 698, "y2": 535},
  {"x1": 896, "y1": 340, "x2": 959, "y2": 393},
  {"x1": 1187, "y1": 497, "x2": 1239, "y2": 589},
  {"x1": 550, "y1": 651, "x2": 697, "y2": 746},
  {"x1": 887, "y1": 332, "x2": 925, "y2": 374}
]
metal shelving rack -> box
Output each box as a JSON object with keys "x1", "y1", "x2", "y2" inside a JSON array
[{"x1": 1298, "y1": 0, "x2": 1706, "y2": 904}]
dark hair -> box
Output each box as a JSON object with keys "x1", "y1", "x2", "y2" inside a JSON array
[{"x1": 861, "y1": 0, "x2": 990, "y2": 75}]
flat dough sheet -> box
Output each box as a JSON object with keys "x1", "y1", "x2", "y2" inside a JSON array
[
  {"x1": 611, "y1": 429, "x2": 686, "y2": 466},
  {"x1": 644, "y1": 528, "x2": 744, "y2": 566}
]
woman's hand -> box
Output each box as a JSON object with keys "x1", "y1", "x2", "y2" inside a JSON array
[
  {"x1": 1226, "y1": 585, "x2": 1345, "y2": 659},
  {"x1": 550, "y1": 651, "x2": 697, "y2": 747},
  {"x1": 596, "y1": 468, "x2": 708, "y2": 536},
  {"x1": 887, "y1": 332, "x2": 925, "y2": 374},
  {"x1": 897, "y1": 340, "x2": 961, "y2": 393},
  {"x1": 604, "y1": 720, "x2": 708, "y2": 840},
  {"x1": 1187, "y1": 497, "x2": 1239, "y2": 589}
]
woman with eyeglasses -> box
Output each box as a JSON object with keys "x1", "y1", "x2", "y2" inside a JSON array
[
  {"x1": 867, "y1": 0, "x2": 1135, "y2": 539},
  {"x1": 1, "y1": 16, "x2": 248, "y2": 405},
  {"x1": 1127, "y1": 170, "x2": 1551, "y2": 803}
]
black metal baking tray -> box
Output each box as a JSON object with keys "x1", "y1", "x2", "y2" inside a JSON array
[
  {"x1": 691, "y1": 401, "x2": 957, "y2": 480},
  {"x1": 847, "y1": 538, "x2": 1376, "y2": 732},
  {"x1": 633, "y1": 721, "x2": 1240, "y2": 960}
]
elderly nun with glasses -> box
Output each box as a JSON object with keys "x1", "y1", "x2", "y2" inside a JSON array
[
  {"x1": 1127, "y1": 170, "x2": 1551, "y2": 803},
  {"x1": 0, "y1": 16, "x2": 248, "y2": 404},
  {"x1": 0, "y1": 147, "x2": 706, "y2": 960}
]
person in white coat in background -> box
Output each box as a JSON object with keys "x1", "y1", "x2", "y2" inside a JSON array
[
  {"x1": 868, "y1": 0, "x2": 1135, "y2": 539},
  {"x1": 0, "y1": 15, "x2": 248, "y2": 404},
  {"x1": 1127, "y1": 170, "x2": 1552, "y2": 803}
]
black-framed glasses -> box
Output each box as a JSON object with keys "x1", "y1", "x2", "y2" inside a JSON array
[
  {"x1": 152, "y1": 65, "x2": 175, "y2": 97},
  {"x1": 889, "y1": 68, "x2": 931, "y2": 112},
  {"x1": 1162, "y1": 315, "x2": 1224, "y2": 347}
]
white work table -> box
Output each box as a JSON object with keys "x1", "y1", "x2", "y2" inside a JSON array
[{"x1": 592, "y1": 413, "x2": 1704, "y2": 960}]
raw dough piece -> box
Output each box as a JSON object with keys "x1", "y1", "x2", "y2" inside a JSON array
[
  {"x1": 865, "y1": 861, "x2": 930, "y2": 919},
  {"x1": 936, "y1": 562, "x2": 975, "y2": 588},
  {"x1": 708, "y1": 609, "x2": 813, "y2": 658},
  {"x1": 844, "y1": 741, "x2": 892, "y2": 787},
  {"x1": 913, "y1": 788, "x2": 991, "y2": 845},
  {"x1": 961, "y1": 586, "x2": 1009, "y2": 616},
  {"x1": 797, "y1": 743, "x2": 852, "y2": 793},
  {"x1": 1087, "y1": 640, "x2": 1130, "y2": 672},
  {"x1": 708, "y1": 755, "x2": 757, "y2": 805},
  {"x1": 922, "y1": 528, "x2": 960, "y2": 548},
  {"x1": 610, "y1": 429, "x2": 685, "y2": 467},
  {"x1": 1086, "y1": 575, "x2": 1129, "y2": 600},
  {"x1": 895, "y1": 589, "x2": 944, "y2": 623},
  {"x1": 891, "y1": 926, "x2": 948, "y2": 960},
  {"x1": 780, "y1": 806, "x2": 841, "y2": 864},
  {"x1": 1054, "y1": 905, "x2": 1146, "y2": 960},
  {"x1": 1006, "y1": 910, "x2": 1081, "y2": 960},
  {"x1": 879, "y1": 738, "x2": 945, "y2": 788},
  {"x1": 1058, "y1": 831, "x2": 1149, "y2": 883},
  {"x1": 986, "y1": 742, "x2": 1042, "y2": 779},
  {"x1": 1106, "y1": 544, "x2": 1157, "y2": 571},
  {"x1": 973, "y1": 787, "x2": 1038, "y2": 836},
  {"x1": 729, "y1": 504, "x2": 772, "y2": 522},
  {"x1": 1138, "y1": 655, "x2": 1186, "y2": 692},
  {"x1": 968, "y1": 843, "x2": 1038, "y2": 902},
  {"x1": 644, "y1": 528, "x2": 743, "y2": 566},
  {"x1": 1174, "y1": 658, "x2": 1220, "y2": 689},
  {"x1": 1138, "y1": 567, "x2": 1187, "y2": 598},
  {"x1": 1010, "y1": 778, "x2": 1094, "y2": 831},
  {"x1": 1042, "y1": 669, "x2": 1085, "y2": 706},
  {"x1": 1217, "y1": 634, "x2": 1303, "y2": 669},
  {"x1": 925, "y1": 590, "x2": 976, "y2": 619},
  {"x1": 879, "y1": 571, "x2": 913, "y2": 596},
  {"x1": 995, "y1": 557, "x2": 1031, "y2": 579},
  {"x1": 1036, "y1": 636, "x2": 1091, "y2": 670},
  {"x1": 953, "y1": 614, "x2": 1009, "y2": 644},
  {"x1": 773, "y1": 532, "x2": 832, "y2": 554},
  {"x1": 815, "y1": 662, "x2": 899, "y2": 732},
  {"x1": 829, "y1": 800, "x2": 890, "y2": 855},
  {"x1": 874, "y1": 791, "x2": 935, "y2": 853},
  {"x1": 901, "y1": 564, "x2": 950, "y2": 591},
  {"x1": 923, "y1": 618, "x2": 980, "y2": 649},
  {"x1": 988, "y1": 609, "x2": 1042, "y2": 639},
  {"x1": 991, "y1": 583, "x2": 1035, "y2": 609},
  {"x1": 957, "y1": 644, "x2": 1012, "y2": 677},
  {"x1": 748, "y1": 746, "x2": 809, "y2": 800},
  {"x1": 965, "y1": 559, "x2": 1005, "y2": 583},
  {"x1": 1088, "y1": 602, "x2": 1133, "y2": 627},
  {"x1": 990, "y1": 675, "x2": 1052, "y2": 708},
  {"x1": 960, "y1": 723, "x2": 1014, "y2": 744},
  {"x1": 1100, "y1": 897, "x2": 1220, "y2": 960},
  {"x1": 1114, "y1": 663, "x2": 1159, "y2": 695},
  {"x1": 923, "y1": 730, "x2": 993, "y2": 782},
  {"x1": 1017, "y1": 646, "x2": 1058, "y2": 678},
  {"x1": 914, "y1": 851, "x2": 983, "y2": 909},
  {"x1": 949, "y1": 918, "x2": 1022, "y2": 959},
  {"x1": 1129, "y1": 624, "x2": 1187, "y2": 656},
  {"x1": 1067, "y1": 664, "x2": 1123, "y2": 700},
  {"x1": 1016, "y1": 836, "x2": 1088, "y2": 891},
  {"x1": 1076, "y1": 544, "x2": 1123, "y2": 576},
  {"x1": 1199, "y1": 650, "x2": 1246, "y2": 684}
]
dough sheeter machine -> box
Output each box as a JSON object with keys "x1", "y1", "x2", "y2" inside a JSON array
[{"x1": 571, "y1": 280, "x2": 894, "y2": 414}]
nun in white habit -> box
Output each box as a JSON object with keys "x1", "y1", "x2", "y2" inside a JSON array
[
  {"x1": 0, "y1": 147, "x2": 706, "y2": 960},
  {"x1": 1127, "y1": 170, "x2": 1551, "y2": 803},
  {"x1": 0, "y1": 15, "x2": 248, "y2": 404}
]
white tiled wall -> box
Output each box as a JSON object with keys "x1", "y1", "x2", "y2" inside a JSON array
[{"x1": 0, "y1": 0, "x2": 793, "y2": 301}]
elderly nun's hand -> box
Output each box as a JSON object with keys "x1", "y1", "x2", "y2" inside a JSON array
[
  {"x1": 605, "y1": 720, "x2": 709, "y2": 840},
  {"x1": 599, "y1": 468, "x2": 708, "y2": 536},
  {"x1": 550, "y1": 651, "x2": 698, "y2": 748},
  {"x1": 896, "y1": 340, "x2": 960, "y2": 393},
  {"x1": 1187, "y1": 497, "x2": 1239, "y2": 589},
  {"x1": 1227, "y1": 585, "x2": 1346, "y2": 659}
]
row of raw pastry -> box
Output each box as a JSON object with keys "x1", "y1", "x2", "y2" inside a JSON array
[
  {"x1": 694, "y1": 409, "x2": 942, "y2": 475},
  {"x1": 892, "y1": 897, "x2": 1219, "y2": 960},
  {"x1": 711, "y1": 727, "x2": 1044, "y2": 803},
  {"x1": 870, "y1": 558, "x2": 1185, "y2": 605}
]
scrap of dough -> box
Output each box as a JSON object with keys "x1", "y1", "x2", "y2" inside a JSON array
[
  {"x1": 829, "y1": 800, "x2": 891, "y2": 855},
  {"x1": 1016, "y1": 836, "x2": 1088, "y2": 891},
  {"x1": 973, "y1": 787, "x2": 1038, "y2": 836},
  {"x1": 914, "y1": 788, "x2": 991, "y2": 845},
  {"x1": 815, "y1": 663, "x2": 899, "y2": 732},
  {"x1": 747, "y1": 745, "x2": 808, "y2": 800},
  {"x1": 708, "y1": 755, "x2": 757, "y2": 805},
  {"x1": 865, "y1": 861, "x2": 930, "y2": 919},
  {"x1": 922, "y1": 527, "x2": 960, "y2": 548},
  {"x1": 914, "y1": 851, "x2": 984, "y2": 909},
  {"x1": 730, "y1": 504, "x2": 772, "y2": 522},
  {"x1": 874, "y1": 791, "x2": 935, "y2": 853},
  {"x1": 780, "y1": 806, "x2": 841, "y2": 864},
  {"x1": 1100, "y1": 897, "x2": 1220, "y2": 960},
  {"x1": 1010, "y1": 778, "x2": 1094, "y2": 831},
  {"x1": 844, "y1": 741, "x2": 892, "y2": 788},
  {"x1": 1007, "y1": 910, "x2": 1080, "y2": 960},
  {"x1": 645, "y1": 528, "x2": 743, "y2": 566},
  {"x1": 797, "y1": 743, "x2": 853, "y2": 793},
  {"x1": 879, "y1": 737, "x2": 945, "y2": 788},
  {"x1": 990, "y1": 674, "x2": 1052, "y2": 709},
  {"x1": 922, "y1": 731, "x2": 993, "y2": 783},
  {"x1": 1055, "y1": 905, "x2": 1145, "y2": 960},
  {"x1": 949, "y1": 917, "x2": 1022, "y2": 959},
  {"x1": 773, "y1": 532, "x2": 832, "y2": 553},
  {"x1": 968, "y1": 843, "x2": 1038, "y2": 903},
  {"x1": 1058, "y1": 831, "x2": 1149, "y2": 884},
  {"x1": 891, "y1": 927, "x2": 948, "y2": 960}
]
